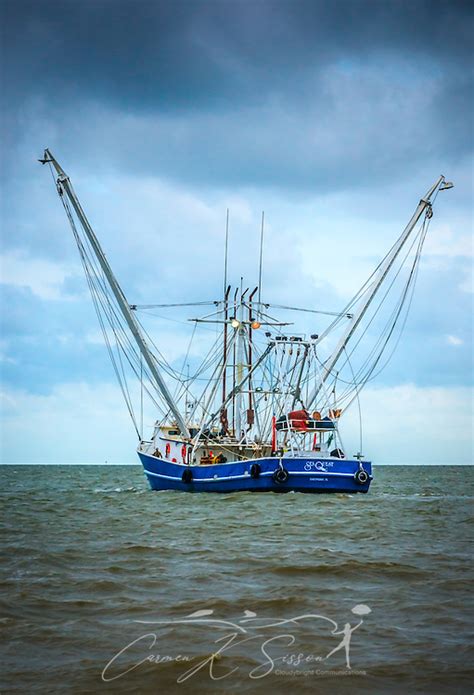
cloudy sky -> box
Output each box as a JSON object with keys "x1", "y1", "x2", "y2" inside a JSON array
[{"x1": 1, "y1": 0, "x2": 472, "y2": 464}]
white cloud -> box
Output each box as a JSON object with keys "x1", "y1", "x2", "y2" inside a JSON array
[
  {"x1": 446, "y1": 335, "x2": 464, "y2": 346},
  {"x1": 0, "y1": 249, "x2": 81, "y2": 300},
  {"x1": 0, "y1": 382, "x2": 137, "y2": 464},
  {"x1": 421, "y1": 222, "x2": 473, "y2": 294},
  {"x1": 423, "y1": 224, "x2": 473, "y2": 259},
  {"x1": 0, "y1": 339, "x2": 17, "y2": 365},
  {"x1": 341, "y1": 384, "x2": 473, "y2": 465}
]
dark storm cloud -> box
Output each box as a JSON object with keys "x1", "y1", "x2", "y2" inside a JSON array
[
  {"x1": 2, "y1": 0, "x2": 472, "y2": 111},
  {"x1": 1, "y1": 0, "x2": 471, "y2": 192},
  {"x1": 0, "y1": 0, "x2": 471, "y2": 194}
]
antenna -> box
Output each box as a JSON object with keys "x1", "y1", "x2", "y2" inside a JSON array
[
  {"x1": 257, "y1": 211, "x2": 265, "y2": 307},
  {"x1": 223, "y1": 208, "x2": 229, "y2": 296}
]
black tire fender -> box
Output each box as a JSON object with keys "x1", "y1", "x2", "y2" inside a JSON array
[
  {"x1": 182, "y1": 468, "x2": 193, "y2": 484},
  {"x1": 273, "y1": 467, "x2": 289, "y2": 484},
  {"x1": 354, "y1": 468, "x2": 369, "y2": 485},
  {"x1": 250, "y1": 463, "x2": 261, "y2": 479}
]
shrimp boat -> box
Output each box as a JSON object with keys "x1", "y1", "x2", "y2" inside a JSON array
[{"x1": 41, "y1": 150, "x2": 453, "y2": 493}]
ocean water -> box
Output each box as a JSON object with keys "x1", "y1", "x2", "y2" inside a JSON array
[{"x1": 1, "y1": 464, "x2": 472, "y2": 694}]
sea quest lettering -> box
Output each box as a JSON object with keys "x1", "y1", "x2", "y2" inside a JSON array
[{"x1": 304, "y1": 461, "x2": 334, "y2": 471}]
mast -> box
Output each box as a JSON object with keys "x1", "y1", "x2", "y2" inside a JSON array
[
  {"x1": 247, "y1": 286, "x2": 258, "y2": 426},
  {"x1": 235, "y1": 285, "x2": 248, "y2": 439},
  {"x1": 257, "y1": 211, "x2": 265, "y2": 310},
  {"x1": 222, "y1": 204, "x2": 231, "y2": 410},
  {"x1": 223, "y1": 209, "x2": 229, "y2": 295},
  {"x1": 222, "y1": 284, "x2": 231, "y2": 405},
  {"x1": 207, "y1": 343, "x2": 274, "y2": 431},
  {"x1": 306, "y1": 175, "x2": 448, "y2": 409},
  {"x1": 41, "y1": 149, "x2": 190, "y2": 438},
  {"x1": 231, "y1": 286, "x2": 239, "y2": 435}
]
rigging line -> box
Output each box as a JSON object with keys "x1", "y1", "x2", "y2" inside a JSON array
[
  {"x1": 162, "y1": 329, "x2": 240, "y2": 426},
  {"x1": 313, "y1": 348, "x2": 335, "y2": 412},
  {"x1": 291, "y1": 345, "x2": 309, "y2": 410},
  {"x1": 137, "y1": 310, "x2": 201, "y2": 327},
  {"x1": 62, "y1": 196, "x2": 124, "y2": 316},
  {"x1": 345, "y1": 347, "x2": 363, "y2": 454},
  {"x1": 326, "y1": 219, "x2": 430, "y2": 408},
  {"x1": 170, "y1": 331, "x2": 231, "y2": 415},
  {"x1": 277, "y1": 347, "x2": 307, "y2": 383},
  {"x1": 133, "y1": 301, "x2": 218, "y2": 309},
  {"x1": 341, "y1": 213, "x2": 431, "y2": 390},
  {"x1": 314, "y1": 210, "x2": 438, "y2": 345},
  {"x1": 243, "y1": 304, "x2": 294, "y2": 328},
  {"x1": 135, "y1": 329, "x2": 179, "y2": 381},
  {"x1": 284, "y1": 339, "x2": 323, "y2": 393},
  {"x1": 139, "y1": 309, "x2": 225, "y2": 334},
  {"x1": 258, "y1": 344, "x2": 280, "y2": 390},
  {"x1": 65, "y1": 207, "x2": 187, "y2": 397},
  {"x1": 66, "y1": 204, "x2": 168, "y2": 418},
  {"x1": 273, "y1": 343, "x2": 294, "y2": 423},
  {"x1": 136, "y1": 308, "x2": 234, "y2": 385},
  {"x1": 331, "y1": 219, "x2": 428, "y2": 377},
  {"x1": 308, "y1": 231, "x2": 421, "y2": 403},
  {"x1": 60, "y1": 193, "x2": 109, "y2": 301},
  {"x1": 59, "y1": 184, "x2": 202, "y2": 424},
  {"x1": 66, "y1": 209, "x2": 142, "y2": 434},
  {"x1": 362, "y1": 220, "x2": 428, "y2": 383},
  {"x1": 82, "y1": 258, "x2": 164, "y2": 410},
  {"x1": 140, "y1": 354, "x2": 144, "y2": 439},
  {"x1": 84, "y1": 245, "x2": 144, "y2": 418},
  {"x1": 76, "y1": 249, "x2": 147, "y2": 423},
  {"x1": 340, "y1": 213, "x2": 430, "y2": 401},
  {"x1": 191, "y1": 351, "x2": 234, "y2": 447},
  {"x1": 263, "y1": 303, "x2": 352, "y2": 318},
  {"x1": 110, "y1": 304, "x2": 137, "y2": 424},
  {"x1": 287, "y1": 347, "x2": 303, "y2": 393},
  {"x1": 184, "y1": 324, "x2": 237, "y2": 384},
  {"x1": 85, "y1": 273, "x2": 139, "y2": 430},
  {"x1": 326, "y1": 193, "x2": 436, "y2": 349},
  {"x1": 205, "y1": 343, "x2": 275, "y2": 431},
  {"x1": 172, "y1": 320, "x2": 197, "y2": 401},
  {"x1": 188, "y1": 302, "x2": 229, "y2": 322},
  {"x1": 66, "y1": 203, "x2": 156, "y2": 390},
  {"x1": 100, "y1": 314, "x2": 168, "y2": 415},
  {"x1": 133, "y1": 314, "x2": 191, "y2": 381},
  {"x1": 314, "y1": 257, "x2": 413, "y2": 400}
]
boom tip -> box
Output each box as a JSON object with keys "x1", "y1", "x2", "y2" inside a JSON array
[{"x1": 38, "y1": 148, "x2": 53, "y2": 164}]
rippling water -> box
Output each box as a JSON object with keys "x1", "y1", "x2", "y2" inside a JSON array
[{"x1": 1, "y1": 464, "x2": 472, "y2": 694}]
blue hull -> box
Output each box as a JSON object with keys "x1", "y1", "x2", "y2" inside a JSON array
[{"x1": 138, "y1": 452, "x2": 372, "y2": 494}]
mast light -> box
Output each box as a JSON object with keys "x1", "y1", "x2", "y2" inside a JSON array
[{"x1": 230, "y1": 317, "x2": 240, "y2": 328}]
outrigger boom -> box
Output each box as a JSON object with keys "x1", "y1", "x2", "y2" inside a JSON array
[
  {"x1": 41, "y1": 149, "x2": 190, "y2": 438},
  {"x1": 307, "y1": 174, "x2": 450, "y2": 407}
]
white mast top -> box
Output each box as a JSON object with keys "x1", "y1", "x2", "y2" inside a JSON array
[{"x1": 42, "y1": 149, "x2": 190, "y2": 438}]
